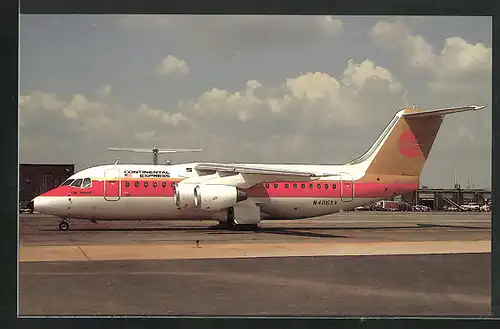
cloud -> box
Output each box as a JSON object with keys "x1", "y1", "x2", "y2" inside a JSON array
[
  {"x1": 180, "y1": 59, "x2": 404, "y2": 129},
  {"x1": 171, "y1": 59, "x2": 407, "y2": 165},
  {"x1": 96, "y1": 84, "x2": 112, "y2": 97},
  {"x1": 319, "y1": 16, "x2": 344, "y2": 35},
  {"x1": 19, "y1": 59, "x2": 407, "y2": 167},
  {"x1": 19, "y1": 90, "x2": 190, "y2": 165},
  {"x1": 137, "y1": 103, "x2": 187, "y2": 126},
  {"x1": 118, "y1": 15, "x2": 343, "y2": 55},
  {"x1": 369, "y1": 19, "x2": 491, "y2": 94},
  {"x1": 157, "y1": 55, "x2": 189, "y2": 76}
]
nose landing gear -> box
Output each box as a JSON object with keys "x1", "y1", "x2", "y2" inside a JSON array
[{"x1": 59, "y1": 219, "x2": 70, "y2": 231}]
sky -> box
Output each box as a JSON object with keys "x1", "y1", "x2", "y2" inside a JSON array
[{"x1": 19, "y1": 15, "x2": 492, "y2": 189}]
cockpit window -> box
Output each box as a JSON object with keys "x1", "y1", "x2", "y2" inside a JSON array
[
  {"x1": 70, "y1": 179, "x2": 83, "y2": 188},
  {"x1": 82, "y1": 178, "x2": 92, "y2": 188},
  {"x1": 60, "y1": 179, "x2": 74, "y2": 186}
]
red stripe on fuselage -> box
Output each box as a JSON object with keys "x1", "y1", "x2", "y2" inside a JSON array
[{"x1": 40, "y1": 178, "x2": 418, "y2": 199}]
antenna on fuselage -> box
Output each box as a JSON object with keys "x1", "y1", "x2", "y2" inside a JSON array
[
  {"x1": 107, "y1": 147, "x2": 202, "y2": 165},
  {"x1": 113, "y1": 158, "x2": 119, "y2": 165}
]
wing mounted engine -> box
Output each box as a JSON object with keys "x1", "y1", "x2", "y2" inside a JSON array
[{"x1": 174, "y1": 183, "x2": 248, "y2": 212}]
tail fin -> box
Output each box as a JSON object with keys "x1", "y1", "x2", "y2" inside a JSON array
[{"x1": 353, "y1": 105, "x2": 485, "y2": 178}]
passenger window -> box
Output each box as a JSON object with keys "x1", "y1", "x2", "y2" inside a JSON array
[
  {"x1": 153, "y1": 182, "x2": 158, "y2": 188},
  {"x1": 301, "y1": 184, "x2": 305, "y2": 188},
  {"x1": 135, "y1": 182, "x2": 140, "y2": 188},
  {"x1": 144, "y1": 182, "x2": 149, "y2": 188},
  {"x1": 82, "y1": 178, "x2": 92, "y2": 188},
  {"x1": 265, "y1": 183, "x2": 270, "y2": 188},
  {"x1": 71, "y1": 179, "x2": 83, "y2": 188},
  {"x1": 285, "y1": 184, "x2": 289, "y2": 188},
  {"x1": 333, "y1": 184, "x2": 337, "y2": 189},
  {"x1": 162, "y1": 182, "x2": 167, "y2": 188},
  {"x1": 317, "y1": 184, "x2": 321, "y2": 189},
  {"x1": 309, "y1": 184, "x2": 313, "y2": 189},
  {"x1": 125, "y1": 182, "x2": 131, "y2": 188},
  {"x1": 293, "y1": 184, "x2": 297, "y2": 188},
  {"x1": 274, "y1": 183, "x2": 278, "y2": 188},
  {"x1": 325, "y1": 184, "x2": 329, "y2": 189}
]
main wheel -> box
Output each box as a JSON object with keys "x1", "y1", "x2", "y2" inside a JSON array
[
  {"x1": 59, "y1": 221, "x2": 69, "y2": 231},
  {"x1": 223, "y1": 206, "x2": 236, "y2": 229}
]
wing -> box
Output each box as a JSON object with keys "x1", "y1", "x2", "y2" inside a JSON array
[
  {"x1": 195, "y1": 163, "x2": 333, "y2": 178},
  {"x1": 188, "y1": 163, "x2": 339, "y2": 188}
]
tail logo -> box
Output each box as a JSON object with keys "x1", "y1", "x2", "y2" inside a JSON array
[{"x1": 398, "y1": 130, "x2": 422, "y2": 158}]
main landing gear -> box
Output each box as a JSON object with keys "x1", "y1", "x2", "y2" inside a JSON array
[
  {"x1": 216, "y1": 207, "x2": 259, "y2": 231},
  {"x1": 59, "y1": 219, "x2": 70, "y2": 231}
]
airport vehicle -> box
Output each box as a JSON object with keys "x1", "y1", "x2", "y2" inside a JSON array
[
  {"x1": 375, "y1": 200, "x2": 399, "y2": 211},
  {"x1": 30, "y1": 105, "x2": 485, "y2": 231},
  {"x1": 461, "y1": 202, "x2": 481, "y2": 211},
  {"x1": 480, "y1": 204, "x2": 490, "y2": 212}
]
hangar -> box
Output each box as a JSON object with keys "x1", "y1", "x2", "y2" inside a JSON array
[
  {"x1": 19, "y1": 163, "x2": 74, "y2": 211},
  {"x1": 400, "y1": 187, "x2": 491, "y2": 210}
]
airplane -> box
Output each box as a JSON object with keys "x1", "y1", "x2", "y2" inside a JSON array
[{"x1": 30, "y1": 104, "x2": 486, "y2": 231}]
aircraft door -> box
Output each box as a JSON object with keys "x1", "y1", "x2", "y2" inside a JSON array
[
  {"x1": 340, "y1": 173, "x2": 354, "y2": 202},
  {"x1": 104, "y1": 168, "x2": 121, "y2": 201}
]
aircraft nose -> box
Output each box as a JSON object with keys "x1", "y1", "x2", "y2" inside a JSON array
[{"x1": 32, "y1": 196, "x2": 48, "y2": 214}]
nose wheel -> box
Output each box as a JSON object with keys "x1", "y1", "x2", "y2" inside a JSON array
[{"x1": 59, "y1": 220, "x2": 70, "y2": 231}]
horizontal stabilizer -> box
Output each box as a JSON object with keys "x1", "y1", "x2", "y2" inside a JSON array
[{"x1": 403, "y1": 105, "x2": 486, "y2": 118}]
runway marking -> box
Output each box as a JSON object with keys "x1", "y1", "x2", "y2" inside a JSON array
[
  {"x1": 19, "y1": 240, "x2": 491, "y2": 262},
  {"x1": 19, "y1": 270, "x2": 489, "y2": 306}
]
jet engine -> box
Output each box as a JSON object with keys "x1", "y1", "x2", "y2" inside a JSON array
[
  {"x1": 174, "y1": 183, "x2": 198, "y2": 209},
  {"x1": 194, "y1": 184, "x2": 248, "y2": 212},
  {"x1": 173, "y1": 183, "x2": 248, "y2": 212}
]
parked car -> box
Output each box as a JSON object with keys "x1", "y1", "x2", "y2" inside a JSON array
[
  {"x1": 480, "y1": 204, "x2": 490, "y2": 212},
  {"x1": 413, "y1": 205, "x2": 431, "y2": 212},
  {"x1": 461, "y1": 202, "x2": 480, "y2": 212}
]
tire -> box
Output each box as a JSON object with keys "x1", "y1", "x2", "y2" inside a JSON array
[{"x1": 59, "y1": 221, "x2": 69, "y2": 231}]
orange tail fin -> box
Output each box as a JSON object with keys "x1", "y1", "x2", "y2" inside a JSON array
[{"x1": 353, "y1": 105, "x2": 485, "y2": 178}]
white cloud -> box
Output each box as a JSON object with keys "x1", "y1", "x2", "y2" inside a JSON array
[
  {"x1": 436, "y1": 37, "x2": 491, "y2": 79},
  {"x1": 341, "y1": 59, "x2": 402, "y2": 92},
  {"x1": 157, "y1": 55, "x2": 189, "y2": 76},
  {"x1": 137, "y1": 103, "x2": 187, "y2": 126},
  {"x1": 318, "y1": 16, "x2": 344, "y2": 35},
  {"x1": 370, "y1": 20, "x2": 435, "y2": 68},
  {"x1": 96, "y1": 84, "x2": 112, "y2": 97},
  {"x1": 19, "y1": 59, "x2": 408, "y2": 167},
  {"x1": 369, "y1": 19, "x2": 491, "y2": 96},
  {"x1": 179, "y1": 59, "x2": 406, "y2": 136}
]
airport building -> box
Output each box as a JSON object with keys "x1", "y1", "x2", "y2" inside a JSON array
[
  {"x1": 19, "y1": 163, "x2": 75, "y2": 208},
  {"x1": 399, "y1": 187, "x2": 491, "y2": 210}
]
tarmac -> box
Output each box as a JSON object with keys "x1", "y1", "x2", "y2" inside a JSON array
[{"x1": 18, "y1": 211, "x2": 491, "y2": 316}]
